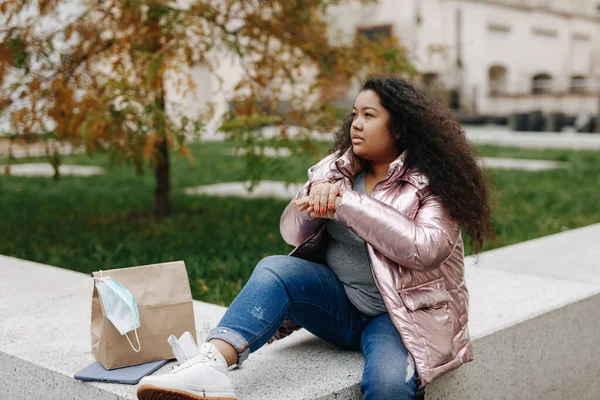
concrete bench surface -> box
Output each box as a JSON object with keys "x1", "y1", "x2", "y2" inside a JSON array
[{"x1": 2, "y1": 224, "x2": 600, "y2": 400}]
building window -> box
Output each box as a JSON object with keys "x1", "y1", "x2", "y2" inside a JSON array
[
  {"x1": 573, "y1": 33, "x2": 591, "y2": 41},
  {"x1": 356, "y1": 24, "x2": 393, "y2": 42},
  {"x1": 421, "y1": 73, "x2": 440, "y2": 90},
  {"x1": 532, "y1": 73, "x2": 553, "y2": 94},
  {"x1": 488, "y1": 65, "x2": 508, "y2": 95},
  {"x1": 532, "y1": 28, "x2": 558, "y2": 38},
  {"x1": 570, "y1": 75, "x2": 588, "y2": 93},
  {"x1": 419, "y1": 72, "x2": 451, "y2": 107},
  {"x1": 488, "y1": 23, "x2": 511, "y2": 33}
]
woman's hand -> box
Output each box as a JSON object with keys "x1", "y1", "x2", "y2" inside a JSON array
[
  {"x1": 310, "y1": 182, "x2": 342, "y2": 214},
  {"x1": 293, "y1": 183, "x2": 343, "y2": 219},
  {"x1": 293, "y1": 197, "x2": 342, "y2": 219}
]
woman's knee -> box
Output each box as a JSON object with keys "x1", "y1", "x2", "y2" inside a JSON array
[
  {"x1": 256, "y1": 255, "x2": 290, "y2": 269},
  {"x1": 252, "y1": 255, "x2": 298, "y2": 284},
  {"x1": 255, "y1": 255, "x2": 290, "y2": 274}
]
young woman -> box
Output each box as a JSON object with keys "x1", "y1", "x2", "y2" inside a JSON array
[{"x1": 138, "y1": 77, "x2": 494, "y2": 400}]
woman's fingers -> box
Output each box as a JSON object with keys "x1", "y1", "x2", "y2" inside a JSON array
[
  {"x1": 309, "y1": 186, "x2": 321, "y2": 209},
  {"x1": 306, "y1": 183, "x2": 343, "y2": 217},
  {"x1": 319, "y1": 186, "x2": 330, "y2": 214},
  {"x1": 293, "y1": 196, "x2": 323, "y2": 217},
  {"x1": 293, "y1": 197, "x2": 309, "y2": 206},
  {"x1": 327, "y1": 185, "x2": 339, "y2": 212},
  {"x1": 297, "y1": 204, "x2": 309, "y2": 211},
  {"x1": 293, "y1": 198, "x2": 312, "y2": 212},
  {"x1": 311, "y1": 185, "x2": 323, "y2": 213}
]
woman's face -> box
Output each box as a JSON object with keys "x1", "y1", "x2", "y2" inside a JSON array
[{"x1": 350, "y1": 90, "x2": 400, "y2": 164}]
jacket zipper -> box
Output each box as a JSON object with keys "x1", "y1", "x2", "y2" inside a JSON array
[
  {"x1": 363, "y1": 244, "x2": 406, "y2": 311},
  {"x1": 362, "y1": 163, "x2": 405, "y2": 305},
  {"x1": 364, "y1": 242, "x2": 384, "y2": 297}
]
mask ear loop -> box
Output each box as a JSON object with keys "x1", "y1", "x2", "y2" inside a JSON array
[
  {"x1": 93, "y1": 270, "x2": 105, "y2": 284},
  {"x1": 125, "y1": 329, "x2": 141, "y2": 352}
]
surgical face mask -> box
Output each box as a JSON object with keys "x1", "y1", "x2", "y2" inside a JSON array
[{"x1": 94, "y1": 272, "x2": 141, "y2": 352}]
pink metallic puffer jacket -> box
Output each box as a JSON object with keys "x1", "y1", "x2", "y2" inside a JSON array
[{"x1": 279, "y1": 149, "x2": 473, "y2": 386}]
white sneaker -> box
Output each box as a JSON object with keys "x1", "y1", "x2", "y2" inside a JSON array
[{"x1": 137, "y1": 343, "x2": 238, "y2": 400}]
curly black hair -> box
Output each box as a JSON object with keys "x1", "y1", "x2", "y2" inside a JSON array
[{"x1": 331, "y1": 77, "x2": 494, "y2": 253}]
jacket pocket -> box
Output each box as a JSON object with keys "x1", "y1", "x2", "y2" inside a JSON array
[
  {"x1": 400, "y1": 283, "x2": 457, "y2": 368},
  {"x1": 400, "y1": 283, "x2": 452, "y2": 311}
]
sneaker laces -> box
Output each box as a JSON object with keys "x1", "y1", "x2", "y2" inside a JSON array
[{"x1": 170, "y1": 345, "x2": 217, "y2": 372}]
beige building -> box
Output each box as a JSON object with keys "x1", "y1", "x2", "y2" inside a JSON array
[
  {"x1": 329, "y1": 0, "x2": 600, "y2": 119},
  {"x1": 182, "y1": 0, "x2": 600, "y2": 133}
]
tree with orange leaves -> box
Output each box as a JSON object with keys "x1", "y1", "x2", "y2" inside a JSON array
[{"x1": 0, "y1": 0, "x2": 413, "y2": 218}]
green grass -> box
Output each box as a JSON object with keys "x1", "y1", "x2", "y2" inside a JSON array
[
  {"x1": 1, "y1": 141, "x2": 599, "y2": 305},
  {"x1": 475, "y1": 145, "x2": 600, "y2": 250}
]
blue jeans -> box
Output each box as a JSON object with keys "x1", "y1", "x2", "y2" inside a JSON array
[{"x1": 206, "y1": 256, "x2": 422, "y2": 400}]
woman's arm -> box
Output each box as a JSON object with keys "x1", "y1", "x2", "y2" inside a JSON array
[
  {"x1": 334, "y1": 189, "x2": 461, "y2": 272},
  {"x1": 280, "y1": 181, "x2": 326, "y2": 246},
  {"x1": 280, "y1": 153, "x2": 341, "y2": 246}
]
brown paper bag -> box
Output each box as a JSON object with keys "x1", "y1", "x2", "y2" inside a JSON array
[{"x1": 90, "y1": 260, "x2": 196, "y2": 370}]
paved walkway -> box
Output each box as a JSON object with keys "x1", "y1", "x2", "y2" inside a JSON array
[
  {"x1": 0, "y1": 139, "x2": 83, "y2": 159},
  {"x1": 1, "y1": 163, "x2": 103, "y2": 177},
  {"x1": 184, "y1": 181, "x2": 304, "y2": 200},
  {"x1": 464, "y1": 125, "x2": 600, "y2": 150},
  {"x1": 478, "y1": 157, "x2": 567, "y2": 171}
]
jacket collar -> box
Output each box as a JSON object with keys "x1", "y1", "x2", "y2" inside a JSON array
[{"x1": 333, "y1": 148, "x2": 429, "y2": 190}]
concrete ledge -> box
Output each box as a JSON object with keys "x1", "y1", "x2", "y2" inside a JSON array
[
  {"x1": 2, "y1": 224, "x2": 600, "y2": 399},
  {"x1": 427, "y1": 294, "x2": 600, "y2": 400}
]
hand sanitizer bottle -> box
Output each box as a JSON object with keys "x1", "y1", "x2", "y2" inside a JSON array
[{"x1": 200, "y1": 314, "x2": 212, "y2": 343}]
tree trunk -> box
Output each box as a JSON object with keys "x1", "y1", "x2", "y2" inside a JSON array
[
  {"x1": 147, "y1": 8, "x2": 171, "y2": 219},
  {"x1": 154, "y1": 136, "x2": 171, "y2": 218},
  {"x1": 154, "y1": 77, "x2": 171, "y2": 219},
  {"x1": 45, "y1": 141, "x2": 61, "y2": 181}
]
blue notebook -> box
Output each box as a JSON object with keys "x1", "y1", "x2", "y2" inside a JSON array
[{"x1": 74, "y1": 359, "x2": 169, "y2": 385}]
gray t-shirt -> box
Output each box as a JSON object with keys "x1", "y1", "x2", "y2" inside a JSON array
[{"x1": 325, "y1": 171, "x2": 387, "y2": 317}]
